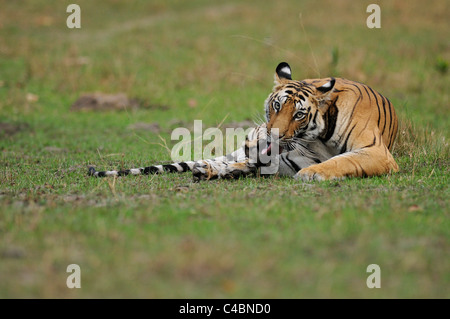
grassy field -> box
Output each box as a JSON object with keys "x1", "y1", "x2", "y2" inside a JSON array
[{"x1": 0, "y1": 0, "x2": 449, "y2": 298}]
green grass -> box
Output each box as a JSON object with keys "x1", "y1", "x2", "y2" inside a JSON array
[{"x1": 0, "y1": 0, "x2": 449, "y2": 298}]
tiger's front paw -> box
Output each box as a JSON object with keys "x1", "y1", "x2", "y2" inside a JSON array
[{"x1": 294, "y1": 166, "x2": 335, "y2": 182}]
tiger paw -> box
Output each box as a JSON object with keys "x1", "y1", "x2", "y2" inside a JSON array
[
  {"x1": 220, "y1": 162, "x2": 253, "y2": 179},
  {"x1": 294, "y1": 166, "x2": 331, "y2": 182},
  {"x1": 192, "y1": 161, "x2": 219, "y2": 182}
]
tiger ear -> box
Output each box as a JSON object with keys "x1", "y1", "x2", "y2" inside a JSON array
[
  {"x1": 315, "y1": 78, "x2": 336, "y2": 106},
  {"x1": 316, "y1": 77, "x2": 336, "y2": 94},
  {"x1": 274, "y1": 62, "x2": 292, "y2": 85}
]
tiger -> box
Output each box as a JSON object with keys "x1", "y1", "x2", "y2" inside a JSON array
[{"x1": 88, "y1": 62, "x2": 399, "y2": 181}]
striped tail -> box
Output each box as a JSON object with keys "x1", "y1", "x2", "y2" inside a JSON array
[{"x1": 88, "y1": 161, "x2": 198, "y2": 177}]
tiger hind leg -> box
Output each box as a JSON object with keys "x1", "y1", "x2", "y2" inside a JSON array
[
  {"x1": 191, "y1": 127, "x2": 334, "y2": 181},
  {"x1": 89, "y1": 124, "x2": 269, "y2": 181},
  {"x1": 191, "y1": 124, "x2": 272, "y2": 181},
  {"x1": 192, "y1": 159, "x2": 257, "y2": 182}
]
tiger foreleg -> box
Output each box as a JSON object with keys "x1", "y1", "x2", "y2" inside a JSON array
[{"x1": 294, "y1": 144, "x2": 399, "y2": 181}]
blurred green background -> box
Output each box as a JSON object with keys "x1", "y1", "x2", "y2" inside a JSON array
[{"x1": 0, "y1": 0, "x2": 448, "y2": 298}]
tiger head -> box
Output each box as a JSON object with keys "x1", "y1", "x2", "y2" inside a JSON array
[{"x1": 264, "y1": 62, "x2": 336, "y2": 150}]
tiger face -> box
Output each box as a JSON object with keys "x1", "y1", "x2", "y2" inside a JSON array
[{"x1": 264, "y1": 62, "x2": 336, "y2": 150}]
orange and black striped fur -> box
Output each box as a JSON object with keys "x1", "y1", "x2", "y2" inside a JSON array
[
  {"x1": 266, "y1": 62, "x2": 398, "y2": 181},
  {"x1": 89, "y1": 62, "x2": 398, "y2": 181}
]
